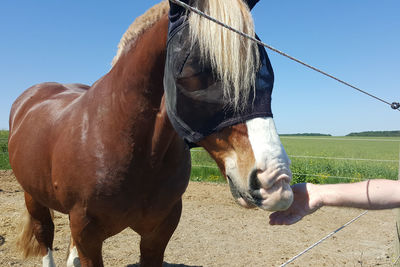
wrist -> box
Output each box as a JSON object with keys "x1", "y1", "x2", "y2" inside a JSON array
[{"x1": 307, "y1": 183, "x2": 324, "y2": 210}]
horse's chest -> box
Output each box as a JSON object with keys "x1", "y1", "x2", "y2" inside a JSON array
[
  {"x1": 92, "y1": 169, "x2": 188, "y2": 231},
  {"x1": 94, "y1": 158, "x2": 190, "y2": 208}
]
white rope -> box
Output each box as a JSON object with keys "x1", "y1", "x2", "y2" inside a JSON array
[
  {"x1": 279, "y1": 210, "x2": 369, "y2": 267},
  {"x1": 394, "y1": 254, "x2": 400, "y2": 265}
]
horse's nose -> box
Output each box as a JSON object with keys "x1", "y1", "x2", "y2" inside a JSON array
[
  {"x1": 252, "y1": 166, "x2": 292, "y2": 191},
  {"x1": 249, "y1": 169, "x2": 261, "y2": 191}
]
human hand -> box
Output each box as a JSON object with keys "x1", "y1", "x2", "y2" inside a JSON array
[{"x1": 269, "y1": 183, "x2": 322, "y2": 225}]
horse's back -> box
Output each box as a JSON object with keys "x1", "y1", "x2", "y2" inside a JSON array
[{"x1": 10, "y1": 82, "x2": 88, "y2": 130}]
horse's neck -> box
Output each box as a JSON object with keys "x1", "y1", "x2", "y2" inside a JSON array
[
  {"x1": 88, "y1": 16, "x2": 175, "y2": 162},
  {"x1": 103, "y1": 16, "x2": 169, "y2": 117}
]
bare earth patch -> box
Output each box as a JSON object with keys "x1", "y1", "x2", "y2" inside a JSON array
[{"x1": 0, "y1": 170, "x2": 396, "y2": 266}]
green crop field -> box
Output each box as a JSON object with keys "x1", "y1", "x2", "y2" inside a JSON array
[
  {"x1": 191, "y1": 136, "x2": 400, "y2": 184},
  {"x1": 281, "y1": 136, "x2": 400, "y2": 184},
  {"x1": 1, "y1": 130, "x2": 399, "y2": 185},
  {"x1": 0, "y1": 131, "x2": 9, "y2": 169}
]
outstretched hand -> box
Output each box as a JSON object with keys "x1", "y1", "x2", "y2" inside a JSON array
[{"x1": 269, "y1": 183, "x2": 322, "y2": 225}]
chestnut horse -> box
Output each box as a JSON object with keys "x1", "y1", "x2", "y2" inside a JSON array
[{"x1": 8, "y1": 1, "x2": 293, "y2": 266}]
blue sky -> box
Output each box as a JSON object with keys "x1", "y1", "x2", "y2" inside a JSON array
[{"x1": 0, "y1": 1, "x2": 399, "y2": 135}]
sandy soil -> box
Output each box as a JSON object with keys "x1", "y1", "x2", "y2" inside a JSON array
[{"x1": 0, "y1": 170, "x2": 397, "y2": 266}]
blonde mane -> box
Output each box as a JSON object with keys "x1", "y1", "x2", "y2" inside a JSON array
[
  {"x1": 112, "y1": 0, "x2": 259, "y2": 112},
  {"x1": 112, "y1": 0, "x2": 169, "y2": 66},
  {"x1": 189, "y1": 0, "x2": 260, "y2": 112}
]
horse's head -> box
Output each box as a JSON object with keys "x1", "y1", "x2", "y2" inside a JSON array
[
  {"x1": 163, "y1": 0, "x2": 293, "y2": 211},
  {"x1": 198, "y1": 118, "x2": 292, "y2": 211},
  {"x1": 163, "y1": 31, "x2": 293, "y2": 211}
]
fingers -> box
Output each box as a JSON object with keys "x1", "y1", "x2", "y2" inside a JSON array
[{"x1": 268, "y1": 183, "x2": 314, "y2": 226}]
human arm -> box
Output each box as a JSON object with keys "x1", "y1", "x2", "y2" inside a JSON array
[{"x1": 269, "y1": 179, "x2": 400, "y2": 225}]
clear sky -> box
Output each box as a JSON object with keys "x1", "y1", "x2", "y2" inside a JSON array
[{"x1": 0, "y1": 1, "x2": 399, "y2": 136}]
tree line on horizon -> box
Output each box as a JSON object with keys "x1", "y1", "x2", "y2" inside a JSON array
[
  {"x1": 280, "y1": 131, "x2": 400, "y2": 137},
  {"x1": 346, "y1": 130, "x2": 400, "y2": 137}
]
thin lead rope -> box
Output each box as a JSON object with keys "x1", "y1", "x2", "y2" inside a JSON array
[
  {"x1": 394, "y1": 222, "x2": 400, "y2": 265},
  {"x1": 169, "y1": 0, "x2": 400, "y2": 112},
  {"x1": 279, "y1": 210, "x2": 369, "y2": 267}
]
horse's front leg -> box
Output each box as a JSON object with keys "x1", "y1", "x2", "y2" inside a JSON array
[
  {"x1": 66, "y1": 235, "x2": 81, "y2": 267},
  {"x1": 69, "y1": 208, "x2": 105, "y2": 267},
  {"x1": 139, "y1": 200, "x2": 182, "y2": 267}
]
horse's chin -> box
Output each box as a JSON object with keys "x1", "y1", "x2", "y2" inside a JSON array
[
  {"x1": 227, "y1": 177, "x2": 257, "y2": 209},
  {"x1": 236, "y1": 197, "x2": 257, "y2": 209}
]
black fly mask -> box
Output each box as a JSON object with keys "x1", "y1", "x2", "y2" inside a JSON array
[{"x1": 164, "y1": 20, "x2": 274, "y2": 147}]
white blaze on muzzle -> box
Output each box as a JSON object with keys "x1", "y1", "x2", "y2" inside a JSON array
[
  {"x1": 246, "y1": 117, "x2": 290, "y2": 171},
  {"x1": 245, "y1": 117, "x2": 293, "y2": 210}
]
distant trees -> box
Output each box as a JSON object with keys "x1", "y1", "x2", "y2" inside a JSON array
[
  {"x1": 279, "y1": 131, "x2": 400, "y2": 137},
  {"x1": 346, "y1": 131, "x2": 400, "y2": 137}
]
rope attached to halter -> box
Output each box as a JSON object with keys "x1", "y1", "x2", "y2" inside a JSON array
[{"x1": 169, "y1": 0, "x2": 400, "y2": 112}]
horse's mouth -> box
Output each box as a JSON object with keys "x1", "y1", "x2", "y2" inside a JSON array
[{"x1": 227, "y1": 176, "x2": 259, "y2": 209}]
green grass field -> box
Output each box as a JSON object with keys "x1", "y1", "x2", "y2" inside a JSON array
[
  {"x1": 0, "y1": 131, "x2": 10, "y2": 169},
  {"x1": 1, "y1": 131, "x2": 399, "y2": 185},
  {"x1": 281, "y1": 136, "x2": 400, "y2": 184},
  {"x1": 191, "y1": 136, "x2": 400, "y2": 184}
]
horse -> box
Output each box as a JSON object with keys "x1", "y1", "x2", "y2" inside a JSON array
[{"x1": 8, "y1": 1, "x2": 293, "y2": 266}]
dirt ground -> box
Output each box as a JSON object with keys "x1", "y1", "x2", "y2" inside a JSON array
[{"x1": 0, "y1": 170, "x2": 397, "y2": 266}]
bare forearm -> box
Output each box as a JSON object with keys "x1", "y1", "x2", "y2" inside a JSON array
[{"x1": 315, "y1": 180, "x2": 400, "y2": 210}]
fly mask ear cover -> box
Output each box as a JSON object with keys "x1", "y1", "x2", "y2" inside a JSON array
[{"x1": 163, "y1": 21, "x2": 274, "y2": 147}]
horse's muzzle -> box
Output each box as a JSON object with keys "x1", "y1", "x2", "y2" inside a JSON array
[{"x1": 228, "y1": 169, "x2": 293, "y2": 211}]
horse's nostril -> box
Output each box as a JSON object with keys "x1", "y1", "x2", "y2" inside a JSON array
[{"x1": 249, "y1": 169, "x2": 261, "y2": 191}]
